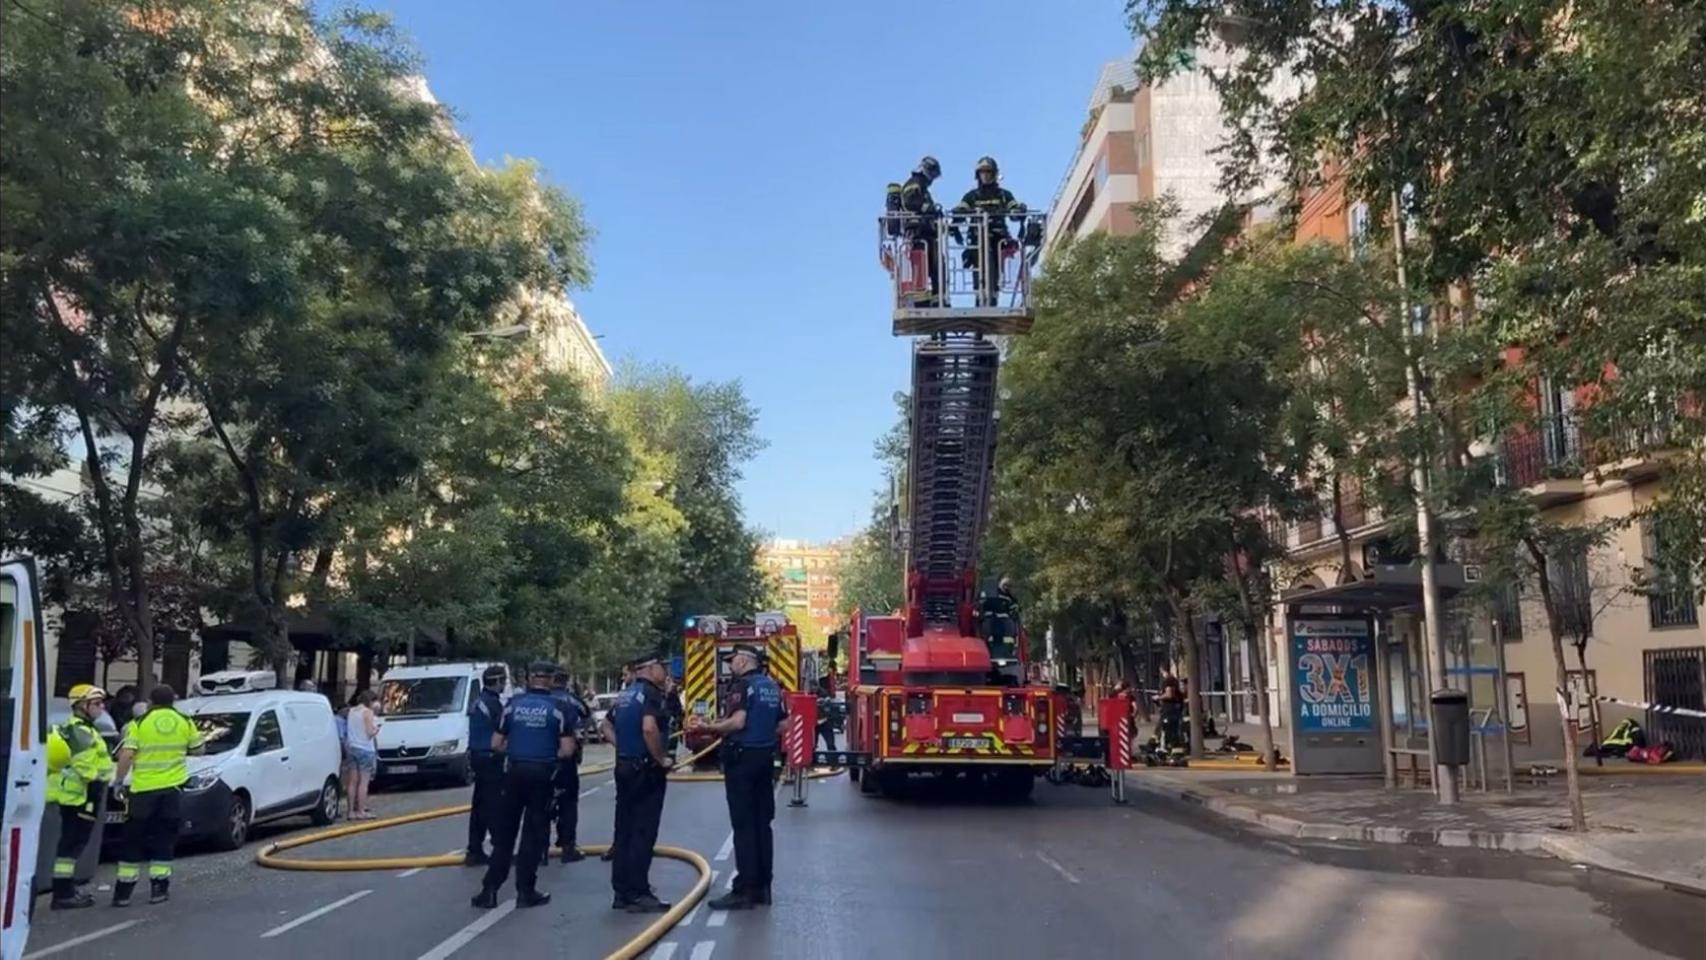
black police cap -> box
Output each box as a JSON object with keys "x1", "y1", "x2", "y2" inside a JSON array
[
  {"x1": 481, "y1": 665, "x2": 507, "y2": 682},
  {"x1": 626, "y1": 652, "x2": 663, "y2": 670},
  {"x1": 731, "y1": 644, "x2": 764, "y2": 660},
  {"x1": 528, "y1": 660, "x2": 558, "y2": 677}
]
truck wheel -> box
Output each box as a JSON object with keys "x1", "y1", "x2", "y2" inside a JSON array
[
  {"x1": 859, "y1": 765, "x2": 880, "y2": 796},
  {"x1": 877, "y1": 769, "x2": 906, "y2": 799}
]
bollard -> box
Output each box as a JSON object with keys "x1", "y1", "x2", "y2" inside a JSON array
[
  {"x1": 784, "y1": 692, "x2": 818, "y2": 808},
  {"x1": 1099, "y1": 695, "x2": 1132, "y2": 805}
]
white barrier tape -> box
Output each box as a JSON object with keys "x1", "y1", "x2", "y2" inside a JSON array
[{"x1": 1592, "y1": 695, "x2": 1706, "y2": 719}]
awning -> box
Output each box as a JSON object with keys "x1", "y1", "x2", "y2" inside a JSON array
[{"x1": 1283, "y1": 562, "x2": 1468, "y2": 613}]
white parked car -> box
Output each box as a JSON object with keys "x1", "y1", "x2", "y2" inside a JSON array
[
  {"x1": 374, "y1": 662, "x2": 506, "y2": 785},
  {"x1": 117, "y1": 688, "x2": 344, "y2": 851}
]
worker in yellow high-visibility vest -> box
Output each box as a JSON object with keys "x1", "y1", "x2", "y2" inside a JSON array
[
  {"x1": 45, "y1": 684, "x2": 116, "y2": 910},
  {"x1": 111, "y1": 684, "x2": 202, "y2": 907}
]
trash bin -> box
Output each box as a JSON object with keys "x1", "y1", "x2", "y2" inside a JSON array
[{"x1": 1431, "y1": 689, "x2": 1471, "y2": 766}]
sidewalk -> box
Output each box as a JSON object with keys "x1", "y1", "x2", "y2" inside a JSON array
[{"x1": 1128, "y1": 763, "x2": 1706, "y2": 896}]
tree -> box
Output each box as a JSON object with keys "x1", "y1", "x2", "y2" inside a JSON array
[{"x1": 607, "y1": 365, "x2": 770, "y2": 651}]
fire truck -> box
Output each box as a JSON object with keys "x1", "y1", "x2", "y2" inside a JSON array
[
  {"x1": 837, "y1": 207, "x2": 1092, "y2": 801},
  {"x1": 681, "y1": 611, "x2": 816, "y2": 763}
]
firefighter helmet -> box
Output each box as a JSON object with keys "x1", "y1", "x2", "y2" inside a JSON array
[
  {"x1": 975, "y1": 156, "x2": 999, "y2": 176},
  {"x1": 918, "y1": 155, "x2": 942, "y2": 180}
]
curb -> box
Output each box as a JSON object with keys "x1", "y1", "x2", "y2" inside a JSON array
[{"x1": 1127, "y1": 773, "x2": 1706, "y2": 897}]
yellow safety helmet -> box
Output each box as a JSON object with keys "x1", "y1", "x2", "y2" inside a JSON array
[{"x1": 69, "y1": 683, "x2": 109, "y2": 706}]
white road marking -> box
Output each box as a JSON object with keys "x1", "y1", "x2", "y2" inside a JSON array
[
  {"x1": 579, "y1": 785, "x2": 600, "y2": 798},
  {"x1": 682, "y1": 871, "x2": 718, "y2": 925},
  {"x1": 650, "y1": 944, "x2": 678, "y2": 960},
  {"x1": 707, "y1": 909, "x2": 729, "y2": 928},
  {"x1": 397, "y1": 867, "x2": 427, "y2": 878},
  {"x1": 261, "y1": 889, "x2": 372, "y2": 938},
  {"x1": 416, "y1": 898, "x2": 516, "y2": 960},
  {"x1": 713, "y1": 831, "x2": 734, "y2": 862},
  {"x1": 690, "y1": 943, "x2": 716, "y2": 960},
  {"x1": 1035, "y1": 851, "x2": 1080, "y2": 885},
  {"x1": 24, "y1": 920, "x2": 143, "y2": 958}
]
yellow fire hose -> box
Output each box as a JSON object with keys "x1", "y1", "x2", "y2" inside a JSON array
[{"x1": 253, "y1": 735, "x2": 837, "y2": 959}]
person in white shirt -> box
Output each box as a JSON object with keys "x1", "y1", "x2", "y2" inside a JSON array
[{"x1": 344, "y1": 689, "x2": 382, "y2": 819}]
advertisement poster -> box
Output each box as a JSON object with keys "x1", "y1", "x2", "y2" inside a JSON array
[{"x1": 1291, "y1": 619, "x2": 1375, "y2": 733}]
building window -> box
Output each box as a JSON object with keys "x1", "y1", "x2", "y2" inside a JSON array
[
  {"x1": 1489, "y1": 580, "x2": 1523, "y2": 641},
  {"x1": 1094, "y1": 152, "x2": 1109, "y2": 191},
  {"x1": 1545, "y1": 544, "x2": 1594, "y2": 640},
  {"x1": 1645, "y1": 518, "x2": 1700, "y2": 628},
  {"x1": 1347, "y1": 201, "x2": 1370, "y2": 255}
]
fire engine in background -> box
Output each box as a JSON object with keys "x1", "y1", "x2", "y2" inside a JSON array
[
  {"x1": 680, "y1": 611, "x2": 819, "y2": 765},
  {"x1": 837, "y1": 206, "x2": 1098, "y2": 801}
]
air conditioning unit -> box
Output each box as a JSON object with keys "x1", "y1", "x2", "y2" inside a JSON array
[
  {"x1": 196, "y1": 670, "x2": 278, "y2": 696},
  {"x1": 1464, "y1": 565, "x2": 1483, "y2": 583}
]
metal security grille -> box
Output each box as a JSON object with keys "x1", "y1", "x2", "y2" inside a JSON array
[
  {"x1": 1644, "y1": 647, "x2": 1706, "y2": 761},
  {"x1": 907, "y1": 337, "x2": 1000, "y2": 625}
]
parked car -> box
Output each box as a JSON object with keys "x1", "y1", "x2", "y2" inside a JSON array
[
  {"x1": 373, "y1": 662, "x2": 505, "y2": 786},
  {"x1": 106, "y1": 684, "x2": 343, "y2": 852},
  {"x1": 584, "y1": 692, "x2": 620, "y2": 742}
]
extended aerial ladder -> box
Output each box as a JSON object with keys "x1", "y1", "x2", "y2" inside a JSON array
[{"x1": 822, "y1": 207, "x2": 1135, "y2": 802}]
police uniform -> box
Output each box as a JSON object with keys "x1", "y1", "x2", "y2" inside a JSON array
[
  {"x1": 609, "y1": 659, "x2": 671, "y2": 910},
  {"x1": 46, "y1": 686, "x2": 115, "y2": 909},
  {"x1": 475, "y1": 666, "x2": 570, "y2": 908},
  {"x1": 715, "y1": 648, "x2": 786, "y2": 907},
  {"x1": 116, "y1": 701, "x2": 201, "y2": 906},
  {"x1": 548, "y1": 680, "x2": 584, "y2": 862},
  {"x1": 465, "y1": 669, "x2": 506, "y2": 862}
]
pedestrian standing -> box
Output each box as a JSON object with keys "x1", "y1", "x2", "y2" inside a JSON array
[
  {"x1": 601, "y1": 653, "x2": 674, "y2": 913},
  {"x1": 465, "y1": 665, "x2": 507, "y2": 865},
  {"x1": 46, "y1": 684, "x2": 115, "y2": 909},
  {"x1": 547, "y1": 668, "x2": 585, "y2": 864},
  {"x1": 471, "y1": 661, "x2": 572, "y2": 910},
  {"x1": 345, "y1": 690, "x2": 381, "y2": 819},
  {"x1": 694, "y1": 644, "x2": 787, "y2": 910},
  {"x1": 111, "y1": 684, "x2": 202, "y2": 906}
]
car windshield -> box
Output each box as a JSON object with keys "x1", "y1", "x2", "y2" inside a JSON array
[
  {"x1": 380, "y1": 677, "x2": 467, "y2": 716},
  {"x1": 192, "y1": 712, "x2": 251, "y2": 755}
]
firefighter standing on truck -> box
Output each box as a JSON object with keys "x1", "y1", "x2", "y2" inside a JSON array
[
  {"x1": 46, "y1": 684, "x2": 115, "y2": 910},
  {"x1": 111, "y1": 684, "x2": 202, "y2": 907},
  {"x1": 472, "y1": 661, "x2": 573, "y2": 910},
  {"x1": 693, "y1": 644, "x2": 787, "y2": 910},
  {"x1": 602, "y1": 652, "x2": 675, "y2": 913},
  {"x1": 953, "y1": 156, "x2": 1027, "y2": 306},
  {"x1": 896, "y1": 155, "x2": 944, "y2": 306},
  {"x1": 464, "y1": 664, "x2": 507, "y2": 866}
]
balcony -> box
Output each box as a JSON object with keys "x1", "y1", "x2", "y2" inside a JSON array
[{"x1": 1497, "y1": 414, "x2": 1587, "y2": 505}]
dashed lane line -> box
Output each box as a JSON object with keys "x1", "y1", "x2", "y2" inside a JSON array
[
  {"x1": 706, "y1": 908, "x2": 728, "y2": 928},
  {"x1": 1035, "y1": 851, "x2": 1080, "y2": 885},
  {"x1": 689, "y1": 942, "x2": 716, "y2": 960},
  {"x1": 713, "y1": 831, "x2": 734, "y2": 862},
  {"x1": 23, "y1": 919, "x2": 144, "y2": 958},
  {"x1": 649, "y1": 944, "x2": 678, "y2": 959},
  {"x1": 261, "y1": 889, "x2": 373, "y2": 938},
  {"x1": 682, "y1": 871, "x2": 719, "y2": 926},
  {"x1": 415, "y1": 897, "x2": 516, "y2": 960}
]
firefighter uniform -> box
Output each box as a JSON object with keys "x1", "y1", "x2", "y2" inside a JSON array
[
  {"x1": 610, "y1": 656, "x2": 672, "y2": 912},
  {"x1": 954, "y1": 157, "x2": 1026, "y2": 306},
  {"x1": 709, "y1": 646, "x2": 787, "y2": 910},
  {"x1": 899, "y1": 156, "x2": 944, "y2": 306},
  {"x1": 473, "y1": 663, "x2": 569, "y2": 909},
  {"x1": 548, "y1": 677, "x2": 585, "y2": 863},
  {"x1": 115, "y1": 699, "x2": 201, "y2": 906},
  {"x1": 46, "y1": 685, "x2": 115, "y2": 909},
  {"x1": 465, "y1": 666, "x2": 507, "y2": 864}
]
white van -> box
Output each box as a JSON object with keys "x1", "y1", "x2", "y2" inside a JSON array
[
  {"x1": 3, "y1": 558, "x2": 48, "y2": 959},
  {"x1": 147, "y1": 689, "x2": 344, "y2": 850},
  {"x1": 374, "y1": 662, "x2": 505, "y2": 786}
]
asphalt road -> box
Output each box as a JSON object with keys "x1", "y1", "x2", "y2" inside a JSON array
[{"x1": 21, "y1": 754, "x2": 1705, "y2": 960}]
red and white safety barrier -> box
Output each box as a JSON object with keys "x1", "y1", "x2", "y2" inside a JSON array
[{"x1": 1593, "y1": 695, "x2": 1706, "y2": 720}]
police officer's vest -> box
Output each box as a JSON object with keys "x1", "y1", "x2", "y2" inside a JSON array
[
  {"x1": 502, "y1": 690, "x2": 564, "y2": 763},
  {"x1": 123, "y1": 708, "x2": 199, "y2": 792},
  {"x1": 612, "y1": 679, "x2": 661, "y2": 759},
  {"x1": 47, "y1": 716, "x2": 114, "y2": 809},
  {"x1": 468, "y1": 687, "x2": 503, "y2": 754},
  {"x1": 732, "y1": 673, "x2": 784, "y2": 748}
]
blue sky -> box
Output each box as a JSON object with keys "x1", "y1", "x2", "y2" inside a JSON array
[{"x1": 375, "y1": 1, "x2": 1132, "y2": 542}]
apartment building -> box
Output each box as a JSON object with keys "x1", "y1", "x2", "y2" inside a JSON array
[{"x1": 758, "y1": 539, "x2": 848, "y2": 648}]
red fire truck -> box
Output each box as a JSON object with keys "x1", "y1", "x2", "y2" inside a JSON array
[
  {"x1": 840, "y1": 208, "x2": 1070, "y2": 800},
  {"x1": 680, "y1": 612, "x2": 810, "y2": 763}
]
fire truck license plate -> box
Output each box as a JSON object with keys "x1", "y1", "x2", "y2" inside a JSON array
[
  {"x1": 951, "y1": 713, "x2": 985, "y2": 723},
  {"x1": 945, "y1": 737, "x2": 991, "y2": 750}
]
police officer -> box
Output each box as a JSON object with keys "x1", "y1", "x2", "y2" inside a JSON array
[
  {"x1": 695, "y1": 645, "x2": 787, "y2": 910},
  {"x1": 600, "y1": 653, "x2": 674, "y2": 913},
  {"x1": 464, "y1": 664, "x2": 507, "y2": 866},
  {"x1": 46, "y1": 684, "x2": 115, "y2": 909},
  {"x1": 548, "y1": 668, "x2": 585, "y2": 864},
  {"x1": 111, "y1": 684, "x2": 202, "y2": 906},
  {"x1": 953, "y1": 157, "x2": 1027, "y2": 306},
  {"x1": 473, "y1": 661, "x2": 573, "y2": 909}
]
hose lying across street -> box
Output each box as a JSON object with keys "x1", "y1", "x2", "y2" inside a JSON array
[{"x1": 254, "y1": 735, "x2": 842, "y2": 960}]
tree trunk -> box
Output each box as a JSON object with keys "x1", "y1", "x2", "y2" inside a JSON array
[
  {"x1": 1574, "y1": 642, "x2": 1604, "y2": 767},
  {"x1": 1246, "y1": 622, "x2": 1277, "y2": 771},
  {"x1": 1331, "y1": 472, "x2": 1356, "y2": 585},
  {"x1": 1529, "y1": 539, "x2": 1587, "y2": 831},
  {"x1": 1164, "y1": 590, "x2": 1206, "y2": 759}
]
